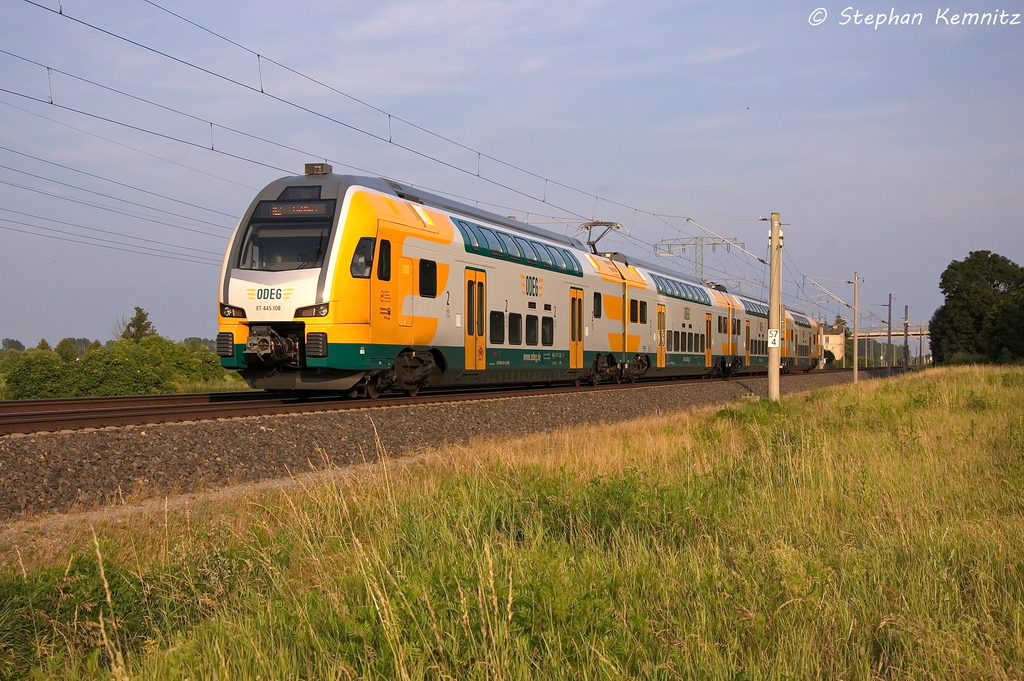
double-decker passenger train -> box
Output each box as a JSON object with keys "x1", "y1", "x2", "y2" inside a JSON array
[{"x1": 216, "y1": 164, "x2": 821, "y2": 396}]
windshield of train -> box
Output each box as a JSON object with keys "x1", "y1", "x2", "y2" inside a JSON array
[{"x1": 236, "y1": 200, "x2": 336, "y2": 272}]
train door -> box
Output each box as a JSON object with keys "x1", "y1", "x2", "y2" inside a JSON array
[
  {"x1": 569, "y1": 288, "x2": 584, "y2": 369},
  {"x1": 744, "y1": 320, "x2": 750, "y2": 366},
  {"x1": 464, "y1": 268, "x2": 486, "y2": 371},
  {"x1": 657, "y1": 304, "x2": 666, "y2": 368},
  {"x1": 705, "y1": 313, "x2": 713, "y2": 368}
]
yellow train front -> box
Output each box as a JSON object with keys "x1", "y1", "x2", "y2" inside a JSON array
[{"x1": 217, "y1": 164, "x2": 822, "y2": 396}]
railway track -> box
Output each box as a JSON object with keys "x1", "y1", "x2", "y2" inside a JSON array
[{"x1": 0, "y1": 370, "x2": 857, "y2": 437}]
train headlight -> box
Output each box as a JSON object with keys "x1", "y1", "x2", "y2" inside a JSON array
[
  {"x1": 220, "y1": 304, "x2": 247, "y2": 318},
  {"x1": 296, "y1": 303, "x2": 330, "y2": 318}
]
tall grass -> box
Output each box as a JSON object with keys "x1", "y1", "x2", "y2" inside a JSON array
[{"x1": 2, "y1": 366, "x2": 1023, "y2": 679}]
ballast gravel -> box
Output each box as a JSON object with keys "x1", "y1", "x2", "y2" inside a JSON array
[{"x1": 0, "y1": 372, "x2": 862, "y2": 520}]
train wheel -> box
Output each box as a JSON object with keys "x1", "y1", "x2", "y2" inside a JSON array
[
  {"x1": 404, "y1": 386, "x2": 420, "y2": 397},
  {"x1": 365, "y1": 377, "x2": 381, "y2": 399}
]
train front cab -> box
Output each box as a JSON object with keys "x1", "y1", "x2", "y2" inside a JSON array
[{"x1": 218, "y1": 176, "x2": 456, "y2": 394}]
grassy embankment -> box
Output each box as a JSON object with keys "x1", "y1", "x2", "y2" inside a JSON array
[{"x1": 1, "y1": 366, "x2": 1023, "y2": 679}]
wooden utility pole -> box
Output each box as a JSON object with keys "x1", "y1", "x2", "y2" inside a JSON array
[{"x1": 768, "y1": 213, "x2": 782, "y2": 401}]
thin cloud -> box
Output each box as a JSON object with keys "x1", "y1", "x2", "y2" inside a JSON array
[{"x1": 685, "y1": 43, "x2": 761, "y2": 63}]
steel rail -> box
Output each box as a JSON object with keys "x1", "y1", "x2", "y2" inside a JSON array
[{"x1": 0, "y1": 370, "x2": 856, "y2": 437}]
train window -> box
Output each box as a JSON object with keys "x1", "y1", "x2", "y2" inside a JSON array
[
  {"x1": 514, "y1": 237, "x2": 538, "y2": 264},
  {"x1": 547, "y1": 247, "x2": 568, "y2": 272},
  {"x1": 457, "y1": 220, "x2": 481, "y2": 251},
  {"x1": 630, "y1": 299, "x2": 639, "y2": 323},
  {"x1": 419, "y1": 260, "x2": 437, "y2": 298},
  {"x1": 700, "y1": 334, "x2": 706, "y2": 353},
  {"x1": 477, "y1": 227, "x2": 505, "y2": 257},
  {"x1": 477, "y1": 282, "x2": 485, "y2": 337},
  {"x1": 466, "y1": 282, "x2": 475, "y2": 336},
  {"x1": 526, "y1": 315, "x2": 539, "y2": 346},
  {"x1": 541, "y1": 317, "x2": 554, "y2": 346},
  {"x1": 490, "y1": 311, "x2": 505, "y2": 344},
  {"x1": 377, "y1": 239, "x2": 391, "y2": 281},
  {"x1": 594, "y1": 292, "x2": 602, "y2": 318},
  {"x1": 497, "y1": 233, "x2": 522, "y2": 261},
  {"x1": 640, "y1": 301, "x2": 648, "y2": 324},
  {"x1": 509, "y1": 313, "x2": 523, "y2": 345},
  {"x1": 564, "y1": 250, "x2": 583, "y2": 275},
  {"x1": 534, "y1": 245, "x2": 554, "y2": 269},
  {"x1": 349, "y1": 237, "x2": 375, "y2": 278},
  {"x1": 239, "y1": 219, "x2": 334, "y2": 272}
]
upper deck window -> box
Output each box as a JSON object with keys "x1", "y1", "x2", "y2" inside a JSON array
[
  {"x1": 516, "y1": 236, "x2": 540, "y2": 262},
  {"x1": 497, "y1": 232, "x2": 522, "y2": 261},
  {"x1": 476, "y1": 227, "x2": 505, "y2": 257}
]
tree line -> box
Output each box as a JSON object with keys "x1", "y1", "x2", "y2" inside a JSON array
[{"x1": 0, "y1": 308, "x2": 239, "y2": 399}]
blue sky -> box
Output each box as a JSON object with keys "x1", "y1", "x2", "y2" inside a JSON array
[{"x1": 1, "y1": 0, "x2": 1022, "y2": 347}]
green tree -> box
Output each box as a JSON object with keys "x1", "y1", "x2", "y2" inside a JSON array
[
  {"x1": 979, "y1": 289, "x2": 1024, "y2": 362},
  {"x1": 2, "y1": 338, "x2": 25, "y2": 351},
  {"x1": 55, "y1": 338, "x2": 79, "y2": 362},
  {"x1": 182, "y1": 337, "x2": 216, "y2": 352},
  {"x1": 121, "y1": 307, "x2": 158, "y2": 343},
  {"x1": 929, "y1": 251, "x2": 1024, "y2": 364},
  {"x1": 35, "y1": 339, "x2": 51, "y2": 351}
]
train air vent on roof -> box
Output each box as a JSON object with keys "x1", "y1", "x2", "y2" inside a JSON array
[{"x1": 304, "y1": 163, "x2": 332, "y2": 175}]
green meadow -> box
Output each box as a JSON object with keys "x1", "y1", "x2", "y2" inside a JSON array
[{"x1": 2, "y1": 366, "x2": 1022, "y2": 679}]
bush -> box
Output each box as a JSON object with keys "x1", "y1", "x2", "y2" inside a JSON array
[
  {"x1": 4, "y1": 350, "x2": 69, "y2": 399},
  {"x1": 2, "y1": 337, "x2": 236, "y2": 399},
  {"x1": 68, "y1": 340, "x2": 173, "y2": 397}
]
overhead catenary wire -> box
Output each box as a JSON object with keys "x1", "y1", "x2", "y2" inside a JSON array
[
  {"x1": 10, "y1": 1, "x2": 852, "y2": 316},
  {"x1": 18, "y1": 1, "x2": 594, "y2": 222},
  {"x1": 0, "y1": 162, "x2": 234, "y2": 231},
  {"x1": 0, "y1": 98, "x2": 259, "y2": 191},
  {"x1": 0, "y1": 207, "x2": 223, "y2": 257},
  {"x1": 0, "y1": 220, "x2": 221, "y2": 266},
  {"x1": 0, "y1": 178, "x2": 231, "y2": 239},
  {"x1": 0, "y1": 142, "x2": 240, "y2": 219},
  {"x1": 5, "y1": 31, "x2": 820, "y2": 304}
]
